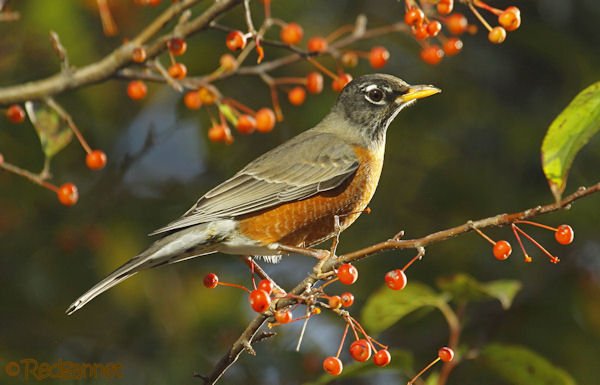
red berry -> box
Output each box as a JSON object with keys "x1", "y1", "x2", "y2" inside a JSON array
[
  {"x1": 493, "y1": 240, "x2": 512, "y2": 260},
  {"x1": 203, "y1": 273, "x2": 219, "y2": 288},
  {"x1": 373, "y1": 349, "x2": 392, "y2": 367},
  {"x1": 132, "y1": 47, "x2": 147, "y2": 63},
  {"x1": 498, "y1": 6, "x2": 521, "y2": 32},
  {"x1": 168, "y1": 62, "x2": 187, "y2": 79},
  {"x1": 426, "y1": 21, "x2": 442, "y2": 37},
  {"x1": 236, "y1": 114, "x2": 256, "y2": 134},
  {"x1": 349, "y1": 339, "x2": 372, "y2": 362},
  {"x1": 413, "y1": 24, "x2": 430, "y2": 40},
  {"x1": 337, "y1": 263, "x2": 358, "y2": 285},
  {"x1": 340, "y1": 292, "x2": 354, "y2": 307},
  {"x1": 328, "y1": 295, "x2": 342, "y2": 309},
  {"x1": 86, "y1": 150, "x2": 107, "y2": 170},
  {"x1": 307, "y1": 36, "x2": 328, "y2": 52},
  {"x1": 446, "y1": 13, "x2": 468, "y2": 35},
  {"x1": 184, "y1": 90, "x2": 202, "y2": 110},
  {"x1": 438, "y1": 347, "x2": 454, "y2": 362},
  {"x1": 306, "y1": 72, "x2": 323, "y2": 94},
  {"x1": 57, "y1": 183, "x2": 78, "y2": 206},
  {"x1": 127, "y1": 80, "x2": 147, "y2": 100},
  {"x1": 420, "y1": 45, "x2": 444, "y2": 65},
  {"x1": 6, "y1": 104, "x2": 25, "y2": 124},
  {"x1": 226, "y1": 30, "x2": 247, "y2": 51},
  {"x1": 332, "y1": 73, "x2": 353, "y2": 93},
  {"x1": 404, "y1": 7, "x2": 424, "y2": 26},
  {"x1": 555, "y1": 224, "x2": 574, "y2": 245},
  {"x1": 288, "y1": 86, "x2": 306, "y2": 106},
  {"x1": 208, "y1": 124, "x2": 227, "y2": 142},
  {"x1": 198, "y1": 87, "x2": 216, "y2": 105},
  {"x1": 280, "y1": 22, "x2": 304, "y2": 45},
  {"x1": 167, "y1": 37, "x2": 187, "y2": 56},
  {"x1": 249, "y1": 289, "x2": 271, "y2": 313},
  {"x1": 258, "y1": 279, "x2": 273, "y2": 294},
  {"x1": 255, "y1": 108, "x2": 276, "y2": 133},
  {"x1": 275, "y1": 309, "x2": 293, "y2": 324},
  {"x1": 369, "y1": 46, "x2": 390, "y2": 69},
  {"x1": 385, "y1": 269, "x2": 407, "y2": 290},
  {"x1": 437, "y1": 0, "x2": 453, "y2": 15},
  {"x1": 443, "y1": 37, "x2": 463, "y2": 56},
  {"x1": 322, "y1": 356, "x2": 343, "y2": 376},
  {"x1": 488, "y1": 26, "x2": 507, "y2": 44}
]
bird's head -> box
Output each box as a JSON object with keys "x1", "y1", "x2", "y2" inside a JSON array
[{"x1": 332, "y1": 74, "x2": 440, "y2": 144}]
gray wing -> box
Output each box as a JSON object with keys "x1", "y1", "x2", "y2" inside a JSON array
[{"x1": 149, "y1": 131, "x2": 359, "y2": 235}]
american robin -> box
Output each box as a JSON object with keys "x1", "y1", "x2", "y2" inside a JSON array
[{"x1": 67, "y1": 74, "x2": 440, "y2": 315}]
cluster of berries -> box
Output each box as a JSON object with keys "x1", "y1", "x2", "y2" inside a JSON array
[{"x1": 403, "y1": 0, "x2": 521, "y2": 65}]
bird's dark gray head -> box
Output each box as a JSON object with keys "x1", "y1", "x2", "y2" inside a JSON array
[{"x1": 333, "y1": 74, "x2": 440, "y2": 142}]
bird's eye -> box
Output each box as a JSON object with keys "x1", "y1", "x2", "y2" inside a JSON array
[{"x1": 366, "y1": 88, "x2": 385, "y2": 104}]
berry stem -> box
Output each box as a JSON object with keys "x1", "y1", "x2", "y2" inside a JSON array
[
  {"x1": 473, "y1": 0, "x2": 502, "y2": 16},
  {"x1": 335, "y1": 323, "x2": 350, "y2": 358},
  {"x1": 513, "y1": 225, "x2": 560, "y2": 263},
  {"x1": 217, "y1": 281, "x2": 252, "y2": 293},
  {"x1": 268, "y1": 83, "x2": 284, "y2": 122},
  {"x1": 0, "y1": 160, "x2": 58, "y2": 192},
  {"x1": 468, "y1": 1, "x2": 493, "y2": 31},
  {"x1": 223, "y1": 98, "x2": 256, "y2": 115},
  {"x1": 306, "y1": 58, "x2": 338, "y2": 80},
  {"x1": 273, "y1": 77, "x2": 306, "y2": 85},
  {"x1": 514, "y1": 220, "x2": 558, "y2": 232},
  {"x1": 46, "y1": 98, "x2": 92, "y2": 154},
  {"x1": 408, "y1": 357, "x2": 441, "y2": 385},
  {"x1": 511, "y1": 224, "x2": 530, "y2": 262},
  {"x1": 402, "y1": 247, "x2": 425, "y2": 272},
  {"x1": 325, "y1": 24, "x2": 354, "y2": 43},
  {"x1": 473, "y1": 227, "x2": 496, "y2": 246}
]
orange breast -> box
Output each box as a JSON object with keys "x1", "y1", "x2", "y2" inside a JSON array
[{"x1": 237, "y1": 146, "x2": 384, "y2": 248}]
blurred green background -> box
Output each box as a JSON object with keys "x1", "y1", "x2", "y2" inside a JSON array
[{"x1": 1, "y1": 0, "x2": 599, "y2": 384}]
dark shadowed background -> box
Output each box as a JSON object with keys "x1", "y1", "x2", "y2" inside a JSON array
[{"x1": 1, "y1": 1, "x2": 599, "y2": 384}]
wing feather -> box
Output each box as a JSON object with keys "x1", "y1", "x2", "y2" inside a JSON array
[{"x1": 150, "y1": 131, "x2": 359, "y2": 236}]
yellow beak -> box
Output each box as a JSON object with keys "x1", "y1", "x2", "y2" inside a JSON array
[{"x1": 397, "y1": 84, "x2": 441, "y2": 103}]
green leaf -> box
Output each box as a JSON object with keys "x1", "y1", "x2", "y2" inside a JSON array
[
  {"x1": 437, "y1": 274, "x2": 522, "y2": 309},
  {"x1": 361, "y1": 282, "x2": 446, "y2": 334},
  {"x1": 302, "y1": 349, "x2": 413, "y2": 385},
  {"x1": 541, "y1": 81, "x2": 600, "y2": 201},
  {"x1": 25, "y1": 102, "x2": 73, "y2": 160},
  {"x1": 217, "y1": 103, "x2": 238, "y2": 126},
  {"x1": 480, "y1": 344, "x2": 576, "y2": 385}
]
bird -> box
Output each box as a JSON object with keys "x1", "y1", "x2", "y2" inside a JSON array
[{"x1": 67, "y1": 74, "x2": 440, "y2": 315}]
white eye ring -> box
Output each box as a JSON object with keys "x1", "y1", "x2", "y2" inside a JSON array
[{"x1": 365, "y1": 87, "x2": 386, "y2": 105}]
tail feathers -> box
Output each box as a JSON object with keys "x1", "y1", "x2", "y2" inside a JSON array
[{"x1": 66, "y1": 225, "x2": 216, "y2": 315}]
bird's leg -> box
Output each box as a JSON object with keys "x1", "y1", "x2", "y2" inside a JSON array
[{"x1": 329, "y1": 215, "x2": 342, "y2": 257}]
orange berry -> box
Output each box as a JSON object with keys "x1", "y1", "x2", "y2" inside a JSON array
[
  {"x1": 255, "y1": 108, "x2": 276, "y2": 133},
  {"x1": 446, "y1": 13, "x2": 468, "y2": 35},
  {"x1": 555, "y1": 224, "x2": 574, "y2": 245},
  {"x1": 86, "y1": 150, "x2": 107, "y2": 170},
  {"x1": 203, "y1": 273, "x2": 219, "y2": 288},
  {"x1": 275, "y1": 309, "x2": 293, "y2": 324},
  {"x1": 341, "y1": 51, "x2": 359, "y2": 67},
  {"x1": 127, "y1": 80, "x2": 147, "y2": 100},
  {"x1": 438, "y1": 347, "x2": 454, "y2": 362},
  {"x1": 443, "y1": 37, "x2": 463, "y2": 56},
  {"x1": 340, "y1": 292, "x2": 354, "y2": 307},
  {"x1": 420, "y1": 45, "x2": 444, "y2": 65},
  {"x1": 258, "y1": 279, "x2": 273, "y2": 294},
  {"x1": 167, "y1": 37, "x2": 187, "y2": 56},
  {"x1": 332, "y1": 73, "x2": 352, "y2": 93},
  {"x1": 437, "y1": 0, "x2": 453, "y2": 15},
  {"x1": 498, "y1": 6, "x2": 521, "y2": 32},
  {"x1": 288, "y1": 86, "x2": 306, "y2": 106},
  {"x1": 337, "y1": 263, "x2": 358, "y2": 285},
  {"x1": 6, "y1": 104, "x2": 25, "y2": 124},
  {"x1": 385, "y1": 269, "x2": 407, "y2": 290},
  {"x1": 488, "y1": 26, "x2": 507, "y2": 44},
  {"x1": 426, "y1": 20, "x2": 442, "y2": 37},
  {"x1": 369, "y1": 46, "x2": 390, "y2": 69},
  {"x1": 198, "y1": 87, "x2": 216, "y2": 105},
  {"x1": 306, "y1": 71, "x2": 323, "y2": 94},
  {"x1": 373, "y1": 349, "x2": 391, "y2": 367},
  {"x1": 236, "y1": 114, "x2": 256, "y2": 134},
  {"x1": 249, "y1": 289, "x2": 271, "y2": 313},
  {"x1": 183, "y1": 90, "x2": 202, "y2": 110},
  {"x1": 413, "y1": 24, "x2": 430, "y2": 40},
  {"x1": 168, "y1": 62, "x2": 187, "y2": 79},
  {"x1": 208, "y1": 124, "x2": 227, "y2": 142},
  {"x1": 226, "y1": 30, "x2": 247, "y2": 51},
  {"x1": 493, "y1": 240, "x2": 512, "y2": 260},
  {"x1": 323, "y1": 356, "x2": 343, "y2": 376},
  {"x1": 349, "y1": 339, "x2": 372, "y2": 362},
  {"x1": 307, "y1": 36, "x2": 328, "y2": 52},
  {"x1": 219, "y1": 53, "x2": 237, "y2": 71},
  {"x1": 57, "y1": 183, "x2": 78, "y2": 206},
  {"x1": 404, "y1": 7, "x2": 424, "y2": 26},
  {"x1": 280, "y1": 22, "x2": 304, "y2": 45},
  {"x1": 132, "y1": 47, "x2": 147, "y2": 63},
  {"x1": 0, "y1": 153, "x2": 4, "y2": 165}
]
